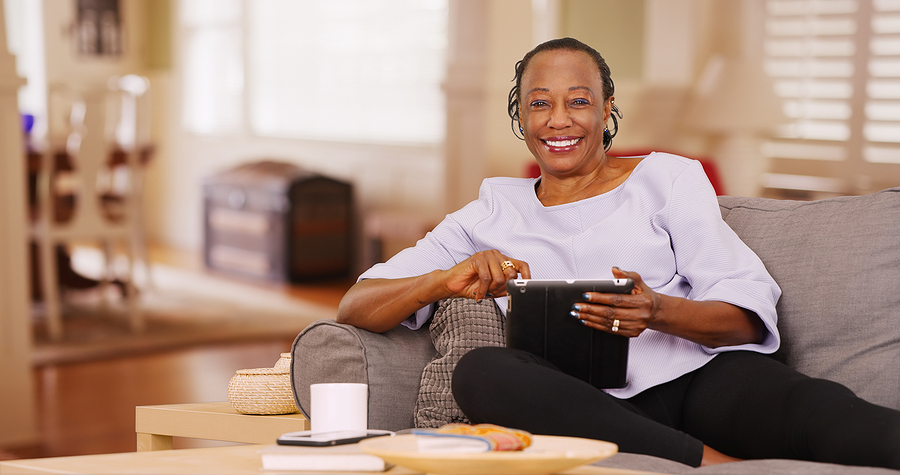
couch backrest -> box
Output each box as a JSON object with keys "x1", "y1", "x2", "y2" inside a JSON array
[{"x1": 717, "y1": 187, "x2": 900, "y2": 411}]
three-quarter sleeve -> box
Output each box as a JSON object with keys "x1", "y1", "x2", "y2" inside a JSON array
[{"x1": 663, "y1": 160, "x2": 782, "y2": 354}]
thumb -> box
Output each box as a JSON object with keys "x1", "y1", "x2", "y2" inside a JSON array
[{"x1": 612, "y1": 266, "x2": 645, "y2": 294}]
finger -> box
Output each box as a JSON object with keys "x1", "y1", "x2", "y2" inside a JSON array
[
  {"x1": 612, "y1": 267, "x2": 647, "y2": 295},
  {"x1": 512, "y1": 259, "x2": 531, "y2": 279},
  {"x1": 476, "y1": 257, "x2": 511, "y2": 300},
  {"x1": 470, "y1": 258, "x2": 495, "y2": 301},
  {"x1": 581, "y1": 292, "x2": 640, "y2": 310},
  {"x1": 499, "y1": 259, "x2": 518, "y2": 277},
  {"x1": 578, "y1": 313, "x2": 634, "y2": 336},
  {"x1": 571, "y1": 302, "x2": 616, "y2": 325}
]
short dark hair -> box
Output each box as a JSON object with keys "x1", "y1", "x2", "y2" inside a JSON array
[{"x1": 507, "y1": 37, "x2": 622, "y2": 150}]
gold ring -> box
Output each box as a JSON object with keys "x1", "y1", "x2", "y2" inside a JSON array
[
  {"x1": 611, "y1": 319, "x2": 620, "y2": 332},
  {"x1": 500, "y1": 260, "x2": 515, "y2": 271}
]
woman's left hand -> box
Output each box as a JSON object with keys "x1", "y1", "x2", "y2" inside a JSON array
[
  {"x1": 572, "y1": 267, "x2": 659, "y2": 338},
  {"x1": 574, "y1": 267, "x2": 766, "y2": 347}
]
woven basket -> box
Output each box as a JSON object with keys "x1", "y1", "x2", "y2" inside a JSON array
[
  {"x1": 227, "y1": 367, "x2": 299, "y2": 415},
  {"x1": 273, "y1": 352, "x2": 292, "y2": 371}
]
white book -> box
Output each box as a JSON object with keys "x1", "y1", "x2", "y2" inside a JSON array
[{"x1": 259, "y1": 444, "x2": 391, "y2": 472}]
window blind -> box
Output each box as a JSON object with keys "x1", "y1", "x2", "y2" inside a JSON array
[
  {"x1": 762, "y1": 0, "x2": 900, "y2": 196},
  {"x1": 865, "y1": 0, "x2": 900, "y2": 163}
]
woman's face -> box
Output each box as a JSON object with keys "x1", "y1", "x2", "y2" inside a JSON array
[{"x1": 519, "y1": 49, "x2": 612, "y2": 177}]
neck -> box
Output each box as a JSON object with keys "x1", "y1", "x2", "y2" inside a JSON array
[{"x1": 536, "y1": 154, "x2": 641, "y2": 206}]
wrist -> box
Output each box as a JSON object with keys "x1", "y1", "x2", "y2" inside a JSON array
[
  {"x1": 416, "y1": 269, "x2": 454, "y2": 305},
  {"x1": 647, "y1": 292, "x2": 675, "y2": 332}
]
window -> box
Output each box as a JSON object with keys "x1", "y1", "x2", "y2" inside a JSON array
[
  {"x1": 761, "y1": 0, "x2": 900, "y2": 197},
  {"x1": 4, "y1": 0, "x2": 47, "y2": 136},
  {"x1": 180, "y1": 0, "x2": 448, "y2": 145},
  {"x1": 864, "y1": 0, "x2": 900, "y2": 161},
  {"x1": 180, "y1": 0, "x2": 244, "y2": 135}
]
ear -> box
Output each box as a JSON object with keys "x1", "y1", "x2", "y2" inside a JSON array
[{"x1": 604, "y1": 96, "x2": 615, "y2": 122}]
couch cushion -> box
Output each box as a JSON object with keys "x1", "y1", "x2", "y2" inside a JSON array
[
  {"x1": 291, "y1": 319, "x2": 436, "y2": 431},
  {"x1": 414, "y1": 298, "x2": 506, "y2": 428},
  {"x1": 718, "y1": 187, "x2": 900, "y2": 411}
]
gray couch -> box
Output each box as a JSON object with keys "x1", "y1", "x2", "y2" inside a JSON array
[{"x1": 290, "y1": 187, "x2": 900, "y2": 474}]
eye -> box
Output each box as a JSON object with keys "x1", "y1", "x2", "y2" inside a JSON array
[
  {"x1": 572, "y1": 98, "x2": 590, "y2": 106},
  {"x1": 529, "y1": 100, "x2": 548, "y2": 108}
]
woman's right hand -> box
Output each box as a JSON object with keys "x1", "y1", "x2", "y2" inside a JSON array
[
  {"x1": 440, "y1": 250, "x2": 531, "y2": 301},
  {"x1": 337, "y1": 250, "x2": 529, "y2": 333}
]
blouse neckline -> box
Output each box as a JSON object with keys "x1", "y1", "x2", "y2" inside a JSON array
[{"x1": 531, "y1": 152, "x2": 654, "y2": 209}]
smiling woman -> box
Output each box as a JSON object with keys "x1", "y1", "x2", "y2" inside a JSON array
[
  {"x1": 335, "y1": 37, "x2": 900, "y2": 471},
  {"x1": 511, "y1": 40, "x2": 633, "y2": 207}
]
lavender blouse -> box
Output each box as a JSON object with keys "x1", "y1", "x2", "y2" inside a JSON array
[{"x1": 359, "y1": 152, "x2": 781, "y2": 398}]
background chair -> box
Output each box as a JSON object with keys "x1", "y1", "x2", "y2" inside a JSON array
[
  {"x1": 103, "y1": 74, "x2": 154, "y2": 291},
  {"x1": 30, "y1": 80, "x2": 149, "y2": 341}
]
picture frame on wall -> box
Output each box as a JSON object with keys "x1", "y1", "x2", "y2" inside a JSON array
[{"x1": 76, "y1": 0, "x2": 121, "y2": 57}]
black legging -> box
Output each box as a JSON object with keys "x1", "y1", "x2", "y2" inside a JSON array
[{"x1": 452, "y1": 347, "x2": 900, "y2": 469}]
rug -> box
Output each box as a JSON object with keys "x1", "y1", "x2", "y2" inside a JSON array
[{"x1": 32, "y1": 261, "x2": 342, "y2": 366}]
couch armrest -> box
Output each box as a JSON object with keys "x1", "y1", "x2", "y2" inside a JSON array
[{"x1": 290, "y1": 319, "x2": 436, "y2": 432}]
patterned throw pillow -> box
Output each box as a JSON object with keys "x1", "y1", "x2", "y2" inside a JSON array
[{"x1": 414, "y1": 298, "x2": 506, "y2": 428}]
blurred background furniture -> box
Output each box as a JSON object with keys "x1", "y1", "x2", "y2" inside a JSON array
[
  {"x1": 29, "y1": 76, "x2": 152, "y2": 341},
  {"x1": 135, "y1": 402, "x2": 308, "y2": 452},
  {"x1": 360, "y1": 210, "x2": 439, "y2": 271},
  {"x1": 203, "y1": 161, "x2": 353, "y2": 282}
]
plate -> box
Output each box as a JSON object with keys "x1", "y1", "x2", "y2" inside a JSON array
[{"x1": 358, "y1": 434, "x2": 617, "y2": 475}]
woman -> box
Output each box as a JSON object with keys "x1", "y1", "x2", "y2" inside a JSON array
[{"x1": 337, "y1": 38, "x2": 900, "y2": 468}]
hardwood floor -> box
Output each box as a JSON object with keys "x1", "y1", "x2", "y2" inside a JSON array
[{"x1": 1, "y1": 245, "x2": 353, "y2": 461}]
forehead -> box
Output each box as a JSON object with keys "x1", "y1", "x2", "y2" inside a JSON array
[{"x1": 521, "y1": 49, "x2": 602, "y2": 94}]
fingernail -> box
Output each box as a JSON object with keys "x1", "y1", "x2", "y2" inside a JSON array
[
  {"x1": 582, "y1": 293, "x2": 591, "y2": 300},
  {"x1": 572, "y1": 304, "x2": 582, "y2": 311},
  {"x1": 569, "y1": 310, "x2": 580, "y2": 318}
]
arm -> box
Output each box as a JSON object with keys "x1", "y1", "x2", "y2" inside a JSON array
[
  {"x1": 573, "y1": 267, "x2": 766, "y2": 348},
  {"x1": 337, "y1": 250, "x2": 530, "y2": 333},
  {"x1": 571, "y1": 157, "x2": 776, "y2": 349}
]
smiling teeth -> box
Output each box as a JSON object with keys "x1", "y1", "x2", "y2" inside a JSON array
[{"x1": 545, "y1": 138, "x2": 580, "y2": 147}]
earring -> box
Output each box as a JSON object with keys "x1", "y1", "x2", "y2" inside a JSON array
[{"x1": 519, "y1": 126, "x2": 524, "y2": 134}]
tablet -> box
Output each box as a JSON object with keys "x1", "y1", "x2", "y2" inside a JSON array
[{"x1": 505, "y1": 278, "x2": 633, "y2": 389}]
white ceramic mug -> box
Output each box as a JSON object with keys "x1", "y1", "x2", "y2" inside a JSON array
[{"x1": 309, "y1": 383, "x2": 368, "y2": 433}]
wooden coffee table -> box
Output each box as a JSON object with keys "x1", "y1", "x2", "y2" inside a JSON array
[
  {"x1": 0, "y1": 443, "x2": 665, "y2": 475},
  {"x1": 135, "y1": 401, "x2": 309, "y2": 451}
]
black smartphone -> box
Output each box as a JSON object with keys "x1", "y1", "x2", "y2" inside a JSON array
[{"x1": 276, "y1": 429, "x2": 394, "y2": 447}]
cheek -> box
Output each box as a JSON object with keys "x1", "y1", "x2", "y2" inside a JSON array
[
  {"x1": 523, "y1": 135, "x2": 542, "y2": 155},
  {"x1": 520, "y1": 110, "x2": 546, "y2": 133}
]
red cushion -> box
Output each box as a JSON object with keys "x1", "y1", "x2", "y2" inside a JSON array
[{"x1": 523, "y1": 150, "x2": 726, "y2": 196}]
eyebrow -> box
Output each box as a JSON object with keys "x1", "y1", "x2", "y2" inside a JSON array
[{"x1": 525, "y1": 86, "x2": 594, "y2": 95}]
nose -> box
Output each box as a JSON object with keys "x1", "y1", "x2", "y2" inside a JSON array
[{"x1": 547, "y1": 104, "x2": 572, "y2": 129}]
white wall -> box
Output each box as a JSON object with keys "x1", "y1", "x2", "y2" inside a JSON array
[{"x1": 483, "y1": 0, "x2": 536, "y2": 179}]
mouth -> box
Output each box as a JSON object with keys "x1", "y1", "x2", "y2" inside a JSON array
[{"x1": 542, "y1": 137, "x2": 582, "y2": 151}]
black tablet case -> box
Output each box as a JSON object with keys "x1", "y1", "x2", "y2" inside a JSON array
[{"x1": 505, "y1": 279, "x2": 633, "y2": 389}]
